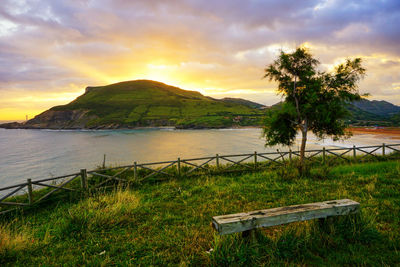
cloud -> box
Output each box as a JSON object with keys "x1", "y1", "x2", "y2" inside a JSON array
[{"x1": 0, "y1": 0, "x2": 400, "y2": 119}]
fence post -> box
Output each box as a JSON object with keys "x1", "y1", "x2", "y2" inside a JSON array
[
  {"x1": 353, "y1": 145, "x2": 356, "y2": 159},
  {"x1": 102, "y1": 154, "x2": 106, "y2": 168},
  {"x1": 289, "y1": 149, "x2": 292, "y2": 163},
  {"x1": 134, "y1": 162, "x2": 138, "y2": 182},
  {"x1": 382, "y1": 143, "x2": 385, "y2": 156},
  {"x1": 80, "y1": 169, "x2": 88, "y2": 191},
  {"x1": 27, "y1": 179, "x2": 33, "y2": 205},
  {"x1": 254, "y1": 151, "x2": 257, "y2": 170},
  {"x1": 216, "y1": 154, "x2": 220, "y2": 170},
  {"x1": 177, "y1": 157, "x2": 181, "y2": 177},
  {"x1": 322, "y1": 147, "x2": 326, "y2": 164}
]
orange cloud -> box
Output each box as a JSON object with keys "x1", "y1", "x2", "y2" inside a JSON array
[{"x1": 1, "y1": 0, "x2": 400, "y2": 120}]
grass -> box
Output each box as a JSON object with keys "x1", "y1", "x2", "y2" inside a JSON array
[{"x1": 1, "y1": 159, "x2": 399, "y2": 266}]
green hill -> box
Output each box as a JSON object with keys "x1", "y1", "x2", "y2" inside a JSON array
[
  {"x1": 220, "y1": 97, "x2": 266, "y2": 109},
  {"x1": 24, "y1": 80, "x2": 263, "y2": 129},
  {"x1": 261, "y1": 101, "x2": 397, "y2": 127},
  {"x1": 345, "y1": 104, "x2": 393, "y2": 126},
  {"x1": 2, "y1": 80, "x2": 400, "y2": 129},
  {"x1": 347, "y1": 99, "x2": 400, "y2": 126},
  {"x1": 353, "y1": 99, "x2": 400, "y2": 117}
]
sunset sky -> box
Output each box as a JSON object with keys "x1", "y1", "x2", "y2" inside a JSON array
[{"x1": 1, "y1": 0, "x2": 400, "y2": 120}]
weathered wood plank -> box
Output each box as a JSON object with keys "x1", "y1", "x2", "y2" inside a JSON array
[
  {"x1": 386, "y1": 145, "x2": 400, "y2": 153},
  {"x1": 92, "y1": 167, "x2": 130, "y2": 188},
  {"x1": 306, "y1": 150, "x2": 322, "y2": 159},
  {"x1": 0, "y1": 182, "x2": 28, "y2": 192},
  {"x1": 0, "y1": 202, "x2": 30, "y2": 206},
  {"x1": 212, "y1": 199, "x2": 360, "y2": 235},
  {"x1": 142, "y1": 161, "x2": 176, "y2": 180},
  {"x1": 32, "y1": 182, "x2": 77, "y2": 192},
  {"x1": 357, "y1": 146, "x2": 380, "y2": 159},
  {"x1": 257, "y1": 153, "x2": 284, "y2": 164},
  {"x1": 34, "y1": 173, "x2": 81, "y2": 183},
  {"x1": 325, "y1": 149, "x2": 351, "y2": 162},
  {"x1": 27, "y1": 179, "x2": 33, "y2": 205},
  {"x1": 35, "y1": 175, "x2": 79, "y2": 203},
  {"x1": 0, "y1": 185, "x2": 25, "y2": 202},
  {"x1": 220, "y1": 155, "x2": 253, "y2": 170},
  {"x1": 183, "y1": 157, "x2": 214, "y2": 174}
]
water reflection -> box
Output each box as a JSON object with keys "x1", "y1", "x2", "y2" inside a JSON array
[{"x1": 0, "y1": 128, "x2": 399, "y2": 187}]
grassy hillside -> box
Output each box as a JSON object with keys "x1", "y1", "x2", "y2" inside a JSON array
[
  {"x1": 49, "y1": 80, "x2": 263, "y2": 128},
  {"x1": 353, "y1": 99, "x2": 400, "y2": 117},
  {"x1": 220, "y1": 97, "x2": 266, "y2": 109},
  {"x1": 345, "y1": 104, "x2": 394, "y2": 126},
  {"x1": 269, "y1": 101, "x2": 397, "y2": 126},
  {"x1": 1, "y1": 160, "x2": 399, "y2": 265},
  {"x1": 347, "y1": 99, "x2": 400, "y2": 126},
  {"x1": 5, "y1": 80, "x2": 400, "y2": 129}
]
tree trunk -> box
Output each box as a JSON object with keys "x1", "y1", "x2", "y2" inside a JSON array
[
  {"x1": 300, "y1": 129, "x2": 307, "y2": 166},
  {"x1": 299, "y1": 121, "x2": 308, "y2": 175}
]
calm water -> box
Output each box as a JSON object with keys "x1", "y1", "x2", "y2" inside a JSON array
[{"x1": 1, "y1": 127, "x2": 400, "y2": 188}]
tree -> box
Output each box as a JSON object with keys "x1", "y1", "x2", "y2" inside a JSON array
[{"x1": 263, "y1": 48, "x2": 366, "y2": 172}]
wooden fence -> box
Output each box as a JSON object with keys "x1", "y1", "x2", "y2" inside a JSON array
[{"x1": 1, "y1": 143, "x2": 399, "y2": 215}]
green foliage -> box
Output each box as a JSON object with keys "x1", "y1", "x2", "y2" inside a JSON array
[
  {"x1": 389, "y1": 111, "x2": 400, "y2": 126},
  {"x1": 262, "y1": 103, "x2": 297, "y2": 146},
  {"x1": 263, "y1": 48, "x2": 366, "y2": 146}
]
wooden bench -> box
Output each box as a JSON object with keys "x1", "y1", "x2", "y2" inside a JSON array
[{"x1": 212, "y1": 199, "x2": 360, "y2": 236}]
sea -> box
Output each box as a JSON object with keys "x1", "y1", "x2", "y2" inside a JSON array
[{"x1": 1, "y1": 126, "x2": 400, "y2": 188}]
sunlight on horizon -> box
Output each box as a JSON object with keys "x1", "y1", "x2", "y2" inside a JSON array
[{"x1": 1, "y1": 0, "x2": 400, "y2": 120}]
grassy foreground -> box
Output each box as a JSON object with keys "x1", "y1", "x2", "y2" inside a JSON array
[{"x1": 1, "y1": 160, "x2": 399, "y2": 266}]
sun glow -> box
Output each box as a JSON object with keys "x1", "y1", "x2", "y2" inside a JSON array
[
  {"x1": 0, "y1": 86, "x2": 84, "y2": 120},
  {"x1": 2, "y1": 38, "x2": 400, "y2": 120}
]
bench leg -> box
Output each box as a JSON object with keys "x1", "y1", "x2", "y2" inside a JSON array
[
  {"x1": 318, "y1": 217, "x2": 327, "y2": 227},
  {"x1": 318, "y1": 216, "x2": 333, "y2": 233},
  {"x1": 242, "y1": 229, "x2": 257, "y2": 243}
]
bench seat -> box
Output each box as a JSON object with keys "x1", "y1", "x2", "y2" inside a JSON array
[{"x1": 212, "y1": 199, "x2": 360, "y2": 235}]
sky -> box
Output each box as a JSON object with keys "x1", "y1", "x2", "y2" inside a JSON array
[{"x1": 1, "y1": 0, "x2": 400, "y2": 120}]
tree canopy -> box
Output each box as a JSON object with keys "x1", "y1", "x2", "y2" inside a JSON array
[{"x1": 263, "y1": 48, "x2": 366, "y2": 169}]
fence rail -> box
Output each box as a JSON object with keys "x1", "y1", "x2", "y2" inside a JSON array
[{"x1": 1, "y1": 143, "x2": 399, "y2": 215}]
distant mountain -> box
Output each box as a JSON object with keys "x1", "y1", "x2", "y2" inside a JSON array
[
  {"x1": 352, "y1": 99, "x2": 400, "y2": 117},
  {"x1": 2, "y1": 80, "x2": 400, "y2": 129},
  {"x1": 260, "y1": 100, "x2": 398, "y2": 127},
  {"x1": 345, "y1": 99, "x2": 400, "y2": 126},
  {"x1": 1, "y1": 80, "x2": 263, "y2": 129},
  {"x1": 345, "y1": 104, "x2": 391, "y2": 126},
  {"x1": 220, "y1": 97, "x2": 266, "y2": 109}
]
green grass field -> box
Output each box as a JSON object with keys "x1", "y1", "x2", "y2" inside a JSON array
[{"x1": 1, "y1": 160, "x2": 399, "y2": 266}]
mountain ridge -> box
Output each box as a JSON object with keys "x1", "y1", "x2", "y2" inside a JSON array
[
  {"x1": 3, "y1": 80, "x2": 264, "y2": 129},
  {"x1": 1, "y1": 79, "x2": 399, "y2": 129},
  {"x1": 352, "y1": 99, "x2": 400, "y2": 117}
]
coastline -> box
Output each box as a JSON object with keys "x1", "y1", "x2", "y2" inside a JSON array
[
  {"x1": 0, "y1": 121, "x2": 263, "y2": 131},
  {"x1": 2, "y1": 124, "x2": 400, "y2": 136},
  {"x1": 349, "y1": 126, "x2": 400, "y2": 138},
  {"x1": 0, "y1": 125, "x2": 262, "y2": 131}
]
